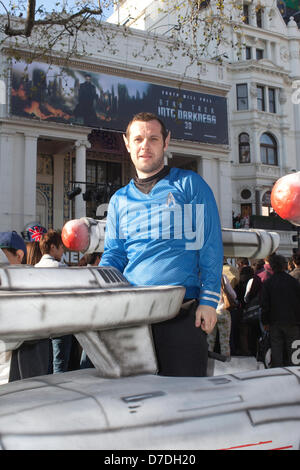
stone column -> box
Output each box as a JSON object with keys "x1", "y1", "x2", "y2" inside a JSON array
[
  {"x1": 251, "y1": 125, "x2": 261, "y2": 165},
  {"x1": 249, "y1": 3, "x2": 257, "y2": 27},
  {"x1": 280, "y1": 128, "x2": 289, "y2": 171},
  {"x1": 218, "y1": 159, "x2": 232, "y2": 228},
  {"x1": 274, "y1": 42, "x2": 280, "y2": 66},
  {"x1": 23, "y1": 133, "x2": 38, "y2": 228},
  {"x1": 74, "y1": 140, "x2": 91, "y2": 219},
  {"x1": 53, "y1": 154, "x2": 65, "y2": 229},
  {"x1": 265, "y1": 40, "x2": 271, "y2": 60},
  {"x1": 0, "y1": 130, "x2": 14, "y2": 230}
]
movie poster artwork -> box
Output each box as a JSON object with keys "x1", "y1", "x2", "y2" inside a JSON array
[{"x1": 11, "y1": 60, "x2": 228, "y2": 145}]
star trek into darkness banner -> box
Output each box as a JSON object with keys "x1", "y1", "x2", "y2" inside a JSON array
[{"x1": 11, "y1": 60, "x2": 228, "y2": 145}]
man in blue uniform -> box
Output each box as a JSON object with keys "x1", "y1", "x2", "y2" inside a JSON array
[{"x1": 100, "y1": 112, "x2": 223, "y2": 376}]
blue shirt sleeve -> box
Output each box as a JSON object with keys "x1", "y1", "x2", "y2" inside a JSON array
[
  {"x1": 99, "y1": 195, "x2": 128, "y2": 273},
  {"x1": 188, "y1": 175, "x2": 223, "y2": 309}
]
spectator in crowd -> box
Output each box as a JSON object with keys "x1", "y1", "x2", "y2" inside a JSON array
[
  {"x1": 222, "y1": 259, "x2": 240, "y2": 355},
  {"x1": 9, "y1": 224, "x2": 52, "y2": 382},
  {"x1": 235, "y1": 258, "x2": 254, "y2": 308},
  {"x1": 242, "y1": 259, "x2": 265, "y2": 356},
  {"x1": 222, "y1": 258, "x2": 239, "y2": 289},
  {"x1": 235, "y1": 258, "x2": 254, "y2": 355},
  {"x1": 233, "y1": 214, "x2": 241, "y2": 229},
  {"x1": 87, "y1": 252, "x2": 102, "y2": 266},
  {"x1": 257, "y1": 254, "x2": 274, "y2": 283},
  {"x1": 207, "y1": 274, "x2": 237, "y2": 359},
  {"x1": 0, "y1": 230, "x2": 26, "y2": 265},
  {"x1": 287, "y1": 258, "x2": 295, "y2": 273},
  {"x1": 78, "y1": 254, "x2": 88, "y2": 266},
  {"x1": 35, "y1": 229, "x2": 65, "y2": 268},
  {"x1": 261, "y1": 254, "x2": 300, "y2": 368},
  {"x1": 290, "y1": 253, "x2": 300, "y2": 284},
  {"x1": 35, "y1": 230, "x2": 70, "y2": 374},
  {"x1": 244, "y1": 259, "x2": 265, "y2": 303},
  {"x1": 0, "y1": 231, "x2": 27, "y2": 385}
]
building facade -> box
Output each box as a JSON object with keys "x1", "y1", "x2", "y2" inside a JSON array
[{"x1": 0, "y1": 0, "x2": 299, "y2": 256}]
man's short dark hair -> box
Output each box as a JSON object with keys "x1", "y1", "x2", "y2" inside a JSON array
[
  {"x1": 269, "y1": 254, "x2": 286, "y2": 273},
  {"x1": 39, "y1": 229, "x2": 62, "y2": 255},
  {"x1": 126, "y1": 112, "x2": 169, "y2": 142},
  {"x1": 292, "y1": 252, "x2": 300, "y2": 266}
]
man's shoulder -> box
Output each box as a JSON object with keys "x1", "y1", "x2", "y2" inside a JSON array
[
  {"x1": 170, "y1": 167, "x2": 204, "y2": 182},
  {"x1": 169, "y1": 167, "x2": 210, "y2": 192},
  {"x1": 290, "y1": 268, "x2": 300, "y2": 280}
]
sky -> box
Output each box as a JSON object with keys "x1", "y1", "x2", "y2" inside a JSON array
[
  {"x1": 0, "y1": 1, "x2": 114, "y2": 20},
  {"x1": 37, "y1": 0, "x2": 114, "y2": 19}
]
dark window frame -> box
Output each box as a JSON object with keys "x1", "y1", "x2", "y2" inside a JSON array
[
  {"x1": 237, "y1": 84, "x2": 248, "y2": 110},
  {"x1": 260, "y1": 133, "x2": 278, "y2": 166},
  {"x1": 239, "y1": 133, "x2": 251, "y2": 163},
  {"x1": 256, "y1": 8, "x2": 263, "y2": 28},
  {"x1": 256, "y1": 48, "x2": 264, "y2": 60},
  {"x1": 243, "y1": 3, "x2": 249, "y2": 24},
  {"x1": 257, "y1": 85, "x2": 265, "y2": 111},
  {"x1": 245, "y1": 46, "x2": 251, "y2": 60},
  {"x1": 268, "y1": 88, "x2": 276, "y2": 113}
]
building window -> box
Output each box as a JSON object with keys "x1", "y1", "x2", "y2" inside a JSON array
[
  {"x1": 268, "y1": 88, "x2": 276, "y2": 113},
  {"x1": 257, "y1": 85, "x2": 277, "y2": 113},
  {"x1": 256, "y1": 48, "x2": 264, "y2": 60},
  {"x1": 262, "y1": 190, "x2": 272, "y2": 216},
  {"x1": 245, "y1": 46, "x2": 251, "y2": 60},
  {"x1": 257, "y1": 85, "x2": 265, "y2": 111},
  {"x1": 256, "y1": 8, "x2": 263, "y2": 28},
  {"x1": 260, "y1": 133, "x2": 278, "y2": 165},
  {"x1": 237, "y1": 84, "x2": 248, "y2": 110},
  {"x1": 239, "y1": 133, "x2": 251, "y2": 163},
  {"x1": 243, "y1": 3, "x2": 249, "y2": 24}
]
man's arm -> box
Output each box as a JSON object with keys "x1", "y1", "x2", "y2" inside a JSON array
[
  {"x1": 99, "y1": 196, "x2": 128, "y2": 272},
  {"x1": 195, "y1": 305, "x2": 217, "y2": 333},
  {"x1": 194, "y1": 179, "x2": 223, "y2": 332}
]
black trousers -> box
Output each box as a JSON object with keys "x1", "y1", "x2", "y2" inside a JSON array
[
  {"x1": 270, "y1": 324, "x2": 300, "y2": 368},
  {"x1": 9, "y1": 339, "x2": 51, "y2": 382},
  {"x1": 151, "y1": 300, "x2": 208, "y2": 377}
]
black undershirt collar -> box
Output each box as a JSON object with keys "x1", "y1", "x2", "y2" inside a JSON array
[{"x1": 133, "y1": 166, "x2": 170, "y2": 194}]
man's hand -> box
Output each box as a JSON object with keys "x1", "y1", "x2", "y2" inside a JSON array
[{"x1": 195, "y1": 305, "x2": 217, "y2": 334}]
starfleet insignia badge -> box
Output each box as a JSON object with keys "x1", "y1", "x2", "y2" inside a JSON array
[{"x1": 166, "y1": 192, "x2": 176, "y2": 207}]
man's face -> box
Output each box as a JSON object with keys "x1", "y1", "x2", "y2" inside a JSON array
[
  {"x1": 123, "y1": 120, "x2": 170, "y2": 178},
  {"x1": 50, "y1": 243, "x2": 64, "y2": 262}
]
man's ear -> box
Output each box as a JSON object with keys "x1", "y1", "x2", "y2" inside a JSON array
[
  {"x1": 164, "y1": 131, "x2": 171, "y2": 151},
  {"x1": 16, "y1": 249, "x2": 25, "y2": 264},
  {"x1": 123, "y1": 134, "x2": 130, "y2": 153}
]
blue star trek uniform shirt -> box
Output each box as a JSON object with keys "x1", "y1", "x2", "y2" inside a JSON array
[{"x1": 100, "y1": 167, "x2": 223, "y2": 309}]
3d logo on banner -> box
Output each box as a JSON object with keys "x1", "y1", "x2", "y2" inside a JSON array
[{"x1": 11, "y1": 60, "x2": 228, "y2": 145}]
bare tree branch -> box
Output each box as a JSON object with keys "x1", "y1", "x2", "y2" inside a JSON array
[{"x1": 4, "y1": 0, "x2": 103, "y2": 37}]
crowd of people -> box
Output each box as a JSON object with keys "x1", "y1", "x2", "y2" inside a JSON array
[
  {"x1": 212, "y1": 253, "x2": 300, "y2": 367},
  {"x1": 1, "y1": 224, "x2": 299, "y2": 386}
]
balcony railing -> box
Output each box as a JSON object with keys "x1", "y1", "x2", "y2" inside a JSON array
[{"x1": 250, "y1": 215, "x2": 295, "y2": 231}]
